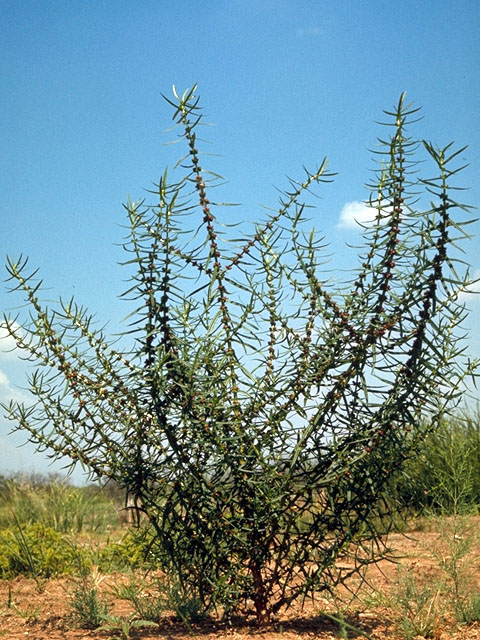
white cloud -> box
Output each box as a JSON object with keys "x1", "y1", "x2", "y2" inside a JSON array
[
  {"x1": 0, "y1": 322, "x2": 22, "y2": 360},
  {"x1": 0, "y1": 367, "x2": 29, "y2": 404},
  {"x1": 457, "y1": 269, "x2": 480, "y2": 303},
  {"x1": 337, "y1": 201, "x2": 378, "y2": 230}
]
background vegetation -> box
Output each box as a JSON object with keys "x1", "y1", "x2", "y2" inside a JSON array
[{"x1": 394, "y1": 409, "x2": 480, "y2": 515}]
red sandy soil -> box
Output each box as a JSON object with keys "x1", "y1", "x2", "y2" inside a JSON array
[{"x1": 1, "y1": 519, "x2": 480, "y2": 640}]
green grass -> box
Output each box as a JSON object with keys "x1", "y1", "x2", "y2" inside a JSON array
[
  {"x1": 0, "y1": 473, "x2": 122, "y2": 533},
  {"x1": 392, "y1": 408, "x2": 480, "y2": 516}
]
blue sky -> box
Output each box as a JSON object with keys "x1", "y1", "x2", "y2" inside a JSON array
[{"x1": 1, "y1": 0, "x2": 479, "y2": 481}]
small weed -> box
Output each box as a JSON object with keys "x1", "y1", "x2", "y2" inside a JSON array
[
  {"x1": 111, "y1": 571, "x2": 205, "y2": 628},
  {"x1": 318, "y1": 610, "x2": 373, "y2": 640},
  {"x1": 98, "y1": 613, "x2": 158, "y2": 640},
  {"x1": 383, "y1": 567, "x2": 444, "y2": 639},
  {"x1": 111, "y1": 574, "x2": 166, "y2": 623},
  {"x1": 3, "y1": 584, "x2": 41, "y2": 622},
  {"x1": 10, "y1": 602, "x2": 41, "y2": 623},
  {"x1": 6, "y1": 583, "x2": 13, "y2": 608},
  {"x1": 455, "y1": 593, "x2": 480, "y2": 625},
  {"x1": 429, "y1": 514, "x2": 480, "y2": 624},
  {"x1": 68, "y1": 565, "x2": 110, "y2": 629},
  {"x1": 166, "y1": 580, "x2": 204, "y2": 624}
]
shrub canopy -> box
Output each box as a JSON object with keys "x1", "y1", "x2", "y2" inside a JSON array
[{"x1": 2, "y1": 88, "x2": 478, "y2": 622}]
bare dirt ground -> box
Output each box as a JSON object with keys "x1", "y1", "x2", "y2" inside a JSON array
[{"x1": 2, "y1": 520, "x2": 480, "y2": 640}]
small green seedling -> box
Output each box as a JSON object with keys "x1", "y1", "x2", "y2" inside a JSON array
[{"x1": 98, "y1": 613, "x2": 158, "y2": 640}]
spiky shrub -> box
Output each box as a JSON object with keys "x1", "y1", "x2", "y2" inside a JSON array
[{"x1": 2, "y1": 88, "x2": 477, "y2": 622}]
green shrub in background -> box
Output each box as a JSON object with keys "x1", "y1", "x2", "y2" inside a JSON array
[
  {"x1": 0, "y1": 520, "x2": 156, "y2": 578},
  {"x1": 2, "y1": 88, "x2": 478, "y2": 623},
  {"x1": 0, "y1": 474, "x2": 121, "y2": 533},
  {"x1": 394, "y1": 409, "x2": 480, "y2": 514},
  {"x1": 0, "y1": 522, "x2": 78, "y2": 578},
  {"x1": 97, "y1": 524, "x2": 157, "y2": 572}
]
